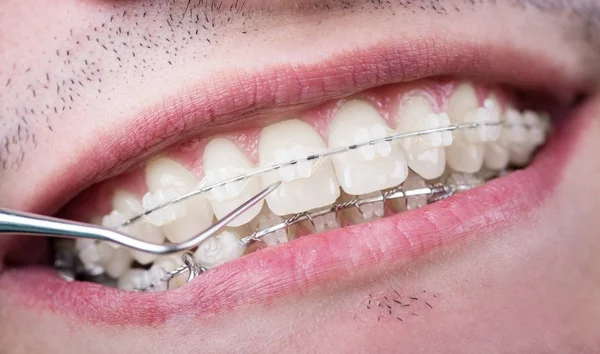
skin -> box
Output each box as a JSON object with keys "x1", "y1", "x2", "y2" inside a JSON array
[{"x1": 1, "y1": 0, "x2": 600, "y2": 352}]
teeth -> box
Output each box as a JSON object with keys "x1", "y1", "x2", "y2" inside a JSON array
[
  {"x1": 203, "y1": 138, "x2": 263, "y2": 226},
  {"x1": 75, "y1": 239, "x2": 114, "y2": 273},
  {"x1": 391, "y1": 172, "x2": 429, "y2": 211},
  {"x1": 329, "y1": 100, "x2": 409, "y2": 195},
  {"x1": 395, "y1": 95, "x2": 452, "y2": 180},
  {"x1": 118, "y1": 269, "x2": 148, "y2": 291},
  {"x1": 103, "y1": 247, "x2": 133, "y2": 278},
  {"x1": 259, "y1": 119, "x2": 340, "y2": 216},
  {"x1": 446, "y1": 83, "x2": 485, "y2": 173},
  {"x1": 484, "y1": 141, "x2": 510, "y2": 170},
  {"x1": 152, "y1": 254, "x2": 189, "y2": 288},
  {"x1": 193, "y1": 229, "x2": 246, "y2": 268},
  {"x1": 463, "y1": 97, "x2": 502, "y2": 143},
  {"x1": 503, "y1": 108, "x2": 537, "y2": 166},
  {"x1": 103, "y1": 190, "x2": 164, "y2": 265},
  {"x1": 251, "y1": 208, "x2": 293, "y2": 246},
  {"x1": 143, "y1": 158, "x2": 214, "y2": 243},
  {"x1": 340, "y1": 191, "x2": 385, "y2": 224}
]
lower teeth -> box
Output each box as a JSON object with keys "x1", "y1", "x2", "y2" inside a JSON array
[{"x1": 52, "y1": 169, "x2": 509, "y2": 292}]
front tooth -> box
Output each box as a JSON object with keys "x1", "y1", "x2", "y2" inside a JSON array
[
  {"x1": 144, "y1": 158, "x2": 214, "y2": 243},
  {"x1": 395, "y1": 95, "x2": 452, "y2": 180},
  {"x1": 103, "y1": 190, "x2": 164, "y2": 265},
  {"x1": 445, "y1": 83, "x2": 485, "y2": 173},
  {"x1": 259, "y1": 119, "x2": 340, "y2": 216},
  {"x1": 193, "y1": 229, "x2": 246, "y2": 268},
  {"x1": 203, "y1": 138, "x2": 263, "y2": 226},
  {"x1": 329, "y1": 100, "x2": 409, "y2": 195}
]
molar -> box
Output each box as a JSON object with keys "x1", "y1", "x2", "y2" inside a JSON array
[
  {"x1": 395, "y1": 95, "x2": 452, "y2": 180},
  {"x1": 446, "y1": 83, "x2": 485, "y2": 173},
  {"x1": 143, "y1": 158, "x2": 214, "y2": 243},
  {"x1": 259, "y1": 119, "x2": 340, "y2": 216},
  {"x1": 102, "y1": 190, "x2": 164, "y2": 265},
  {"x1": 329, "y1": 100, "x2": 409, "y2": 195},
  {"x1": 193, "y1": 229, "x2": 246, "y2": 268},
  {"x1": 203, "y1": 138, "x2": 263, "y2": 226}
]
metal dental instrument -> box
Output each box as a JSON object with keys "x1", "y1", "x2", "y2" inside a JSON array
[{"x1": 0, "y1": 181, "x2": 281, "y2": 255}]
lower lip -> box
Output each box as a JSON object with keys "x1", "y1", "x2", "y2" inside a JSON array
[{"x1": 0, "y1": 99, "x2": 592, "y2": 327}]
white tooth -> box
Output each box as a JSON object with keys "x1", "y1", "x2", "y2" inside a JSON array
[
  {"x1": 118, "y1": 269, "x2": 148, "y2": 291},
  {"x1": 75, "y1": 239, "x2": 114, "y2": 273},
  {"x1": 144, "y1": 158, "x2": 214, "y2": 243},
  {"x1": 259, "y1": 119, "x2": 340, "y2": 216},
  {"x1": 446, "y1": 172, "x2": 484, "y2": 191},
  {"x1": 329, "y1": 100, "x2": 409, "y2": 195},
  {"x1": 446, "y1": 83, "x2": 485, "y2": 173},
  {"x1": 523, "y1": 110, "x2": 547, "y2": 146},
  {"x1": 203, "y1": 138, "x2": 262, "y2": 227},
  {"x1": 117, "y1": 268, "x2": 167, "y2": 292},
  {"x1": 395, "y1": 95, "x2": 452, "y2": 180},
  {"x1": 484, "y1": 142, "x2": 510, "y2": 170},
  {"x1": 102, "y1": 247, "x2": 133, "y2": 279},
  {"x1": 340, "y1": 191, "x2": 385, "y2": 224},
  {"x1": 503, "y1": 108, "x2": 537, "y2": 166},
  {"x1": 391, "y1": 172, "x2": 429, "y2": 211},
  {"x1": 193, "y1": 229, "x2": 246, "y2": 268},
  {"x1": 153, "y1": 254, "x2": 189, "y2": 289},
  {"x1": 463, "y1": 97, "x2": 502, "y2": 143},
  {"x1": 102, "y1": 190, "x2": 164, "y2": 265},
  {"x1": 251, "y1": 208, "x2": 292, "y2": 246}
]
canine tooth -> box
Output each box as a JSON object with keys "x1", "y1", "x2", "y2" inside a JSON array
[
  {"x1": 193, "y1": 229, "x2": 246, "y2": 268},
  {"x1": 144, "y1": 158, "x2": 214, "y2": 243},
  {"x1": 203, "y1": 138, "x2": 263, "y2": 226},
  {"x1": 446, "y1": 83, "x2": 485, "y2": 173},
  {"x1": 259, "y1": 119, "x2": 340, "y2": 216},
  {"x1": 329, "y1": 100, "x2": 408, "y2": 195},
  {"x1": 103, "y1": 190, "x2": 164, "y2": 265},
  {"x1": 396, "y1": 95, "x2": 451, "y2": 180}
]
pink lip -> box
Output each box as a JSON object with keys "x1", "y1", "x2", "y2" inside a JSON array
[{"x1": 0, "y1": 96, "x2": 594, "y2": 326}]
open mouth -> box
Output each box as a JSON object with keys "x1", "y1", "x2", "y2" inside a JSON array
[{"x1": 0, "y1": 42, "x2": 591, "y2": 325}]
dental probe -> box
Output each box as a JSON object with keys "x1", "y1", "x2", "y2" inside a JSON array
[{"x1": 0, "y1": 181, "x2": 281, "y2": 255}]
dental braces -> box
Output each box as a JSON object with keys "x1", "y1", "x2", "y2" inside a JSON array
[
  {"x1": 121, "y1": 117, "x2": 549, "y2": 228},
  {"x1": 133, "y1": 171, "x2": 494, "y2": 292}
]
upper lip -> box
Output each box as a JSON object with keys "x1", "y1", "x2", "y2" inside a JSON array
[{"x1": 16, "y1": 38, "x2": 589, "y2": 217}]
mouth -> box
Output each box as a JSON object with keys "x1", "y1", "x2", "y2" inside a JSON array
[{"x1": 0, "y1": 40, "x2": 593, "y2": 326}]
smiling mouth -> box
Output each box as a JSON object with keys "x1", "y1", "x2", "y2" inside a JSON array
[
  {"x1": 0, "y1": 39, "x2": 590, "y2": 323},
  {"x1": 50, "y1": 78, "x2": 554, "y2": 290}
]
